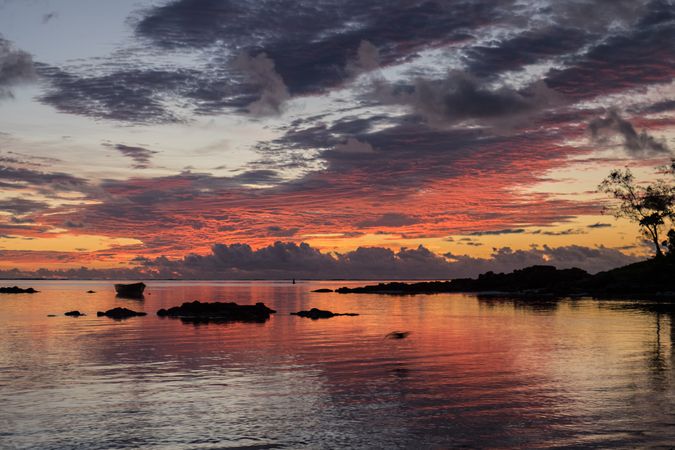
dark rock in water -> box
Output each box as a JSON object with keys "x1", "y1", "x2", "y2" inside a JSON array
[
  {"x1": 311, "y1": 288, "x2": 333, "y2": 293},
  {"x1": 114, "y1": 282, "x2": 146, "y2": 298},
  {"x1": 47, "y1": 314, "x2": 57, "y2": 317},
  {"x1": 65, "y1": 310, "x2": 85, "y2": 317},
  {"x1": 86, "y1": 290, "x2": 96, "y2": 293},
  {"x1": 0, "y1": 286, "x2": 38, "y2": 294},
  {"x1": 97, "y1": 307, "x2": 147, "y2": 319},
  {"x1": 157, "y1": 301, "x2": 276, "y2": 323},
  {"x1": 291, "y1": 308, "x2": 359, "y2": 319},
  {"x1": 386, "y1": 331, "x2": 410, "y2": 339}
]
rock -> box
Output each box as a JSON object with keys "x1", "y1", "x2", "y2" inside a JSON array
[
  {"x1": 311, "y1": 288, "x2": 333, "y2": 293},
  {"x1": 47, "y1": 314, "x2": 57, "y2": 317},
  {"x1": 97, "y1": 307, "x2": 147, "y2": 319},
  {"x1": 157, "y1": 301, "x2": 276, "y2": 323},
  {"x1": 65, "y1": 310, "x2": 85, "y2": 317},
  {"x1": 385, "y1": 331, "x2": 410, "y2": 339},
  {"x1": 0, "y1": 286, "x2": 38, "y2": 294},
  {"x1": 114, "y1": 282, "x2": 146, "y2": 298},
  {"x1": 291, "y1": 308, "x2": 359, "y2": 319},
  {"x1": 86, "y1": 290, "x2": 96, "y2": 293}
]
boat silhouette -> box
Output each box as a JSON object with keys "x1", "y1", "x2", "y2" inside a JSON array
[{"x1": 114, "y1": 282, "x2": 146, "y2": 298}]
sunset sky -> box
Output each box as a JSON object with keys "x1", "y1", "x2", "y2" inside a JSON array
[{"x1": 0, "y1": 0, "x2": 673, "y2": 279}]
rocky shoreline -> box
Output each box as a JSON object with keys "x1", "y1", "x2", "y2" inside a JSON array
[{"x1": 336, "y1": 258, "x2": 675, "y2": 299}]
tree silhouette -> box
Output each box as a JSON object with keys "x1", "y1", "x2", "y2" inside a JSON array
[{"x1": 598, "y1": 164, "x2": 675, "y2": 258}]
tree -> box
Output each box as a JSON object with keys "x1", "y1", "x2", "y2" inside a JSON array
[
  {"x1": 598, "y1": 166, "x2": 675, "y2": 257},
  {"x1": 663, "y1": 229, "x2": 675, "y2": 257}
]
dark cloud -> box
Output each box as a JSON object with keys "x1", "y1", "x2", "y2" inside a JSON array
[
  {"x1": 38, "y1": 65, "x2": 196, "y2": 123},
  {"x1": 0, "y1": 241, "x2": 640, "y2": 279},
  {"x1": 63, "y1": 220, "x2": 84, "y2": 229},
  {"x1": 375, "y1": 71, "x2": 563, "y2": 127},
  {"x1": 0, "y1": 197, "x2": 49, "y2": 215},
  {"x1": 587, "y1": 222, "x2": 612, "y2": 228},
  {"x1": 9, "y1": 216, "x2": 34, "y2": 224},
  {"x1": 0, "y1": 165, "x2": 90, "y2": 193},
  {"x1": 266, "y1": 226, "x2": 299, "y2": 237},
  {"x1": 464, "y1": 26, "x2": 592, "y2": 78},
  {"x1": 546, "y1": 2, "x2": 675, "y2": 99},
  {"x1": 357, "y1": 213, "x2": 420, "y2": 229},
  {"x1": 134, "y1": 0, "x2": 500, "y2": 95},
  {"x1": 589, "y1": 110, "x2": 671, "y2": 156},
  {"x1": 468, "y1": 228, "x2": 525, "y2": 236},
  {"x1": 445, "y1": 245, "x2": 641, "y2": 277},
  {"x1": 0, "y1": 37, "x2": 36, "y2": 99},
  {"x1": 42, "y1": 12, "x2": 58, "y2": 24},
  {"x1": 32, "y1": 0, "x2": 673, "y2": 126},
  {"x1": 112, "y1": 144, "x2": 158, "y2": 169},
  {"x1": 531, "y1": 228, "x2": 583, "y2": 236}
]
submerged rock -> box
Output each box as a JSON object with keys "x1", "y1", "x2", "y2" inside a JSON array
[
  {"x1": 86, "y1": 290, "x2": 96, "y2": 293},
  {"x1": 157, "y1": 301, "x2": 276, "y2": 323},
  {"x1": 0, "y1": 286, "x2": 38, "y2": 294},
  {"x1": 386, "y1": 331, "x2": 411, "y2": 339},
  {"x1": 97, "y1": 307, "x2": 147, "y2": 319},
  {"x1": 291, "y1": 308, "x2": 359, "y2": 319},
  {"x1": 311, "y1": 288, "x2": 333, "y2": 293},
  {"x1": 65, "y1": 310, "x2": 85, "y2": 317}
]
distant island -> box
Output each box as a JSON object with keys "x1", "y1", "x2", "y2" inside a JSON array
[{"x1": 336, "y1": 257, "x2": 675, "y2": 298}]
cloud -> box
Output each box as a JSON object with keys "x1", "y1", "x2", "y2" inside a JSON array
[
  {"x1": 587, "y1": 222, "x2": 612, "y2": 228},
  {"x1": 331, "y1": 137, "x2": 375, "y2": 154},
  {"x1": 468, "y1": 228, "x2": 525, "y2": 236},
  {"x1": 9, "y1": 216, "x2": 34, "y2": 224},
  {"x1": 0, "y1": 241, "x2": 640, "y2": 280},
  {"x1": 38, "y1": 65, "x2": 199, "y2": 123},
  {"x1": 0, "y1": 37, "x2": 36, "y2": 100},
  {"x1": 0, "y1": 165, "x2": 90, "y2": 193},
  {"x1": 376, "y1": 71, "x2": 563, "y2": 127},
  {"x1": 112, "y1": 144, "x2": 158, "y2": 169},
  {"x1": 346, "y1": 40, "x2": 380, "y2": 76},
  {"x1": 464, "y1": 26, "x2": 592, "y2": 78},
  {"x1": 266, "y1": 226, "x2": 299, "y2": 237},
  {"x1": 546, "y1": 3, "x2": 675, "y2": 99},
  {"x1": 445, "y1": 244, "x2": 641, "y2": 277},
  {"x1": 42, "y1": 12, "x2": 58, "y2": 24},
  {"x1": 589, "y1": 110, "x2": 671, "y2": 155},
  {"x1": 357, "y1": 213, "x2": 420, "y2": 228},
  {"x1": 0, "y1": 197, "x2": 49, "y2": 215},
  {"x1": 63, "y1": 220, "x2": 84, "y2": 228},
  {"x1": 233, "y1": 53, "x2": 289, "y2": 116},
  {"x1": 134, "y1": 0, "x2": 500, "y2": 95}
]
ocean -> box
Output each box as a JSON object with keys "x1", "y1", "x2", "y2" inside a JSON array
[{"x1": 1, "y1": 280, "x2": 673, "y2": 449}]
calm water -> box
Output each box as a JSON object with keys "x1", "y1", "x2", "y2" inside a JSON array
[{"x1": 1, "y1": 280, "x2": 674, "y2": 449}]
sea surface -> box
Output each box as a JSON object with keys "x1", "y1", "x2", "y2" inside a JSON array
[{"x1": 1, "y1": 280, "x2": 674, "y2": 449}]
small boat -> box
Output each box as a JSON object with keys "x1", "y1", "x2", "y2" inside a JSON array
[{"x1": 114, "y1": 282, "x2": 146, "y2": 298}]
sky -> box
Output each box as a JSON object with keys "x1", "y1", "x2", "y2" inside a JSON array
[{"x1": 0, "y1": 0, "x2": 673, "y2": 279}]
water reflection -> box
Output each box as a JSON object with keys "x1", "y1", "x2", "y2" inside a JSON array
[{"x1": 0, "y1": 281, "x2": 674, "y2": 448}]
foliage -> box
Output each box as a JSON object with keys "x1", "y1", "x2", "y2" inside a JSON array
[
  {"x1": 598, "y1": 163, "x2": 675, "y2": 257},
  {"x1": 665, "y1": 229, "x2": 675, "y2": 257}
]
